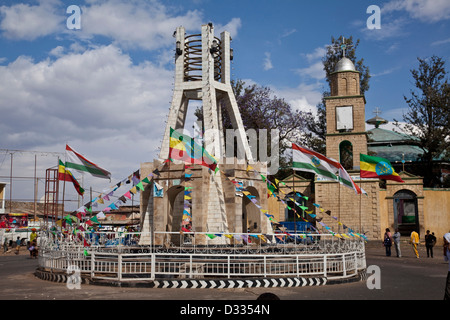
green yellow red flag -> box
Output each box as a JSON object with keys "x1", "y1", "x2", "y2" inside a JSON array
[{"x1": 360, "y1": 154, "x2": 404, "y2": 183}]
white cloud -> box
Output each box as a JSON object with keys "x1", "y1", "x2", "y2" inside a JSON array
[
  {"x1": 360, "y1": 0, "x2": 450, "y2": 41},
  {"x1": 371, "y1": 66, "x2": 400, "y2": 77},
  {"x1": 280, "y1": 28, "x2": 297, "y2": 39},
  {"x1": 49, "y1": 45, "x2": 65, "y2": 58},
  {"x1": 296, "y1": 46, "x2": 326, "y2": 80},
  {"x1": 214, "y1": 17, "x2": 242, "y2": 39},
  {"x1": 361, "y1": 16, "x2": 408, "y2": 40},
  {"x1": 383, "y1": 0, "x2": 450, "y2": 22},
  {"x1": 0, "y1": 1, "x2": 64, "y2": 40},
  {"x1": 274, "y1": 83, "x2": 323, "y2": 115},
  {"x1": 79, "y1": 0, "x2": 203, "y2": 50},
  {"x1": 296, "y1": 61, "x2": 325, "y2": 80},
  {"x1": 431, "y1": 37, "x2": 450, "y2": 46},
  {"x1": 0, "y1": 44, "x2": 172, "y2": 183},
  {"x1": 263, "y1": 52, "x2": 273, "y2": 71},
  {"x1": 304, "y1": 47, "x2": 326, "y2": 62},
  {"x1": 0, "y1": 0, "x2": 204, "y2": 51}
]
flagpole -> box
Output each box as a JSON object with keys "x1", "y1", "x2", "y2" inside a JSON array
[
  {"x1": 62, "y1": 171, "x2": 66, "y2": 226},
  {"x1": 55, "y1": 156, "x2": 60, "y2": 226},
  {"x1": 359, "y1": 176, "x2": 362, "y2": 234},
  {"x1": 62, "y1": 145, "x2": 70, "y2": 228},
  {"x1": 338, "y1": 180, "x2": 341, "y2": 234},
  {"x1": 90, "y1": 187, "x2": 93, "y2": 219},
  {"x1": 292, "y1": 168, "x2": 296, "y2": 234}
]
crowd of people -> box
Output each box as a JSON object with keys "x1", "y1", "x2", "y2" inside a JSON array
[
  {"x1": 382, "y1": 227, "x2": 450, "y2": 300},
  {"x1": 1, "y1": 228, "x2": 38, "y2": 258},
  {"x1": 382, "y1": 228, "x2": 440, "y2": 259}
]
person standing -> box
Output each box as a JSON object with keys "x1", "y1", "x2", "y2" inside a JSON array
[
  {"x1": 383, "y1": 228, "x2": 393, "y2": 256},
  {"x1": 30, "y1": 228, "x2": 37, "y2": 243},
  {"x1": 393, "y1": 228, "x2": 401, "y2": 257},
  {"x1": 410, "y1": 230, "x2": 420, "y2": 258},
  {"x1": 443, "y1": 233, "x2": 450, "y2": 300},
  {"x1": 425, "y1": 230, "x2": 436, "y2": 258},
  {"x1": 3, "y1": 237, "x2": 8, "y2": 253},
  {"x1": 14, "y1": 236, "x2": 21, "y2": 255}
]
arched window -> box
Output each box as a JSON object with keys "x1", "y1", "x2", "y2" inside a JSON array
[
  {"x1": 339, "y1": 140, "x2": 353, "y2": 170},
  {"x1": 393, "y1": 189, "x2": 419, "y2": 235}
]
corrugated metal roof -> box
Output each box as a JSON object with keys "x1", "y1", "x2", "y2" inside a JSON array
[
  {"x1": 367, "y1": 127, "x2": 446, "y2": 162},
  {"x1": 368, "y1": 127, "x2": 420, "y2": 143}
]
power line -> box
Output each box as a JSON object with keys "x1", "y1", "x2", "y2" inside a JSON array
[{"x1": 0, "y1": 149, "x2": 63, "y2": 156}]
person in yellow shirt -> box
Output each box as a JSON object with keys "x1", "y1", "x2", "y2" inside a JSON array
[
  {"x1": 29, "y1": 228, "x2": 38, "y2": 258},
  {"x1": 410, "y1": 230, "x2": 420, "y2": 258},
  {"x1": 30, "y1": 228, "x2": 37, "y2": 243}
]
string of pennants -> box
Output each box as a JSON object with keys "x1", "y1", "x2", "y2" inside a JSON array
[
  {"x1": 243, "y1": 164, "x2": 368, "y2": 241},
  {"x1": 215, "y1": 165, "x2": 367, "y2": 241},
  {"x1": 54, "y1": 159, "x2": 172, "y2": 255},
  {"x1": 195, "y1": 164, "x2": 367, "y2": 243},
  {"x1": 53, "y1": 160, "x2": 366, "y2": 253},
  {"x1": 181, "y1": 165, "x2": 193, "y2": 233}
]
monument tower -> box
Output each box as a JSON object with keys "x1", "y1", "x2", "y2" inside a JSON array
[
  {"x1": 159, "y1": 23, "x2": 252, "y2": 162},
  {"x1": 140, "y1": 24, "x2": 271, "y2": 245}
]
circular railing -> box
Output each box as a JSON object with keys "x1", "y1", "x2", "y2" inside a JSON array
[{"x1": 36, "y1": 231, "x2": 367, "y2": 285}]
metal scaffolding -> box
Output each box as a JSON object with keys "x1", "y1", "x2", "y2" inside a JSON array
[{"x1": 43, "y1": 168, "x2": 59, "y2": 226}]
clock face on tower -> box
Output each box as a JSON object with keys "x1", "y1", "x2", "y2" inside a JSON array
[{"x1": 336, "y1": 105, "x2": 353, "y2": 131}]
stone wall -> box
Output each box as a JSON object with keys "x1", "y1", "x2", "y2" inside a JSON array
[
  {"x1": 139, "y1": 159, "x2": 272, "y2": 245},
  {"x1": 314, "y1": 178, "x2": 381, "y2": 240},
  {"x1": 267, "y1": 174, "x2": 449, "y2": 244}
]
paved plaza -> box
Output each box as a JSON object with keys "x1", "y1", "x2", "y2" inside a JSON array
[{"x1": 0, "y1": 241, "x2": 448, "y2": 301}]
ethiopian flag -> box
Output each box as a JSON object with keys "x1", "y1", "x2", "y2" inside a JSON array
[
  {"x1": 169, "y1": 127, "x2": 218, "y2": 173},
  {"x1": 360, "y1": 154, "x2": 404, "y2": 183},
  {"x1": 58, "y1": 160, "x2": 85, "y2": 195}
]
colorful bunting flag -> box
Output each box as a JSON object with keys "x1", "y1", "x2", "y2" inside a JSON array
[{"x1": 169, "y1": 127, "x2": 218, "y2": 173}]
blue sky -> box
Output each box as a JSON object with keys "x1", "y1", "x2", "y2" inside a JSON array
[{"x1": 0, "y1": 0, "x2": 449, "y2": 206}]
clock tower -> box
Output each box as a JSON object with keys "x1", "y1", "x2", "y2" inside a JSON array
[{"x1": 324, "y1": 56, "x2": 367, "y2": 171}]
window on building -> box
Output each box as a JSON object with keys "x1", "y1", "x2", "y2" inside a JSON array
[{"x1": 336, "y1": 105, "x2": 353, "y2": 131}]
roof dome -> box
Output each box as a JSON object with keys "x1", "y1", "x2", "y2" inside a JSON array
[
  {"x1": 366, "y1": 115, "x2": 388, "y2": 128},
  {"x1": 335, "y1": 57, "x2": 356, "y2": 72}
]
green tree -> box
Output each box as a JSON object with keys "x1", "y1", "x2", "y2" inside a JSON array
[
  {"x1": 395, "y1": 55, "x2": 450, "y2": 187},
  {"x1": 195, "y1": 80, "x2": 310, "y2": 176}
]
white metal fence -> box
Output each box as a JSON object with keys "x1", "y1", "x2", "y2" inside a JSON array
[{"x1": 37, "y1": 231, "x2": 366, "y2": 283}]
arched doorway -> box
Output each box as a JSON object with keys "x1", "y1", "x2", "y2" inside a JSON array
[
  {"x1": 282, "y1": 192, "x2": 310, "y2": 233},
  {"x1": 339, "y1": 140, "x2": 353, "y2": 171},
  {"x1": 166, "y1": 185, "x2": 185, "y2": 245},
  {"x1": 242, "y1": 186, "x2": 260, "y2": 233},
  {"x1": 393, "y1": 189, "x2": 419, "y2": 235}
]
